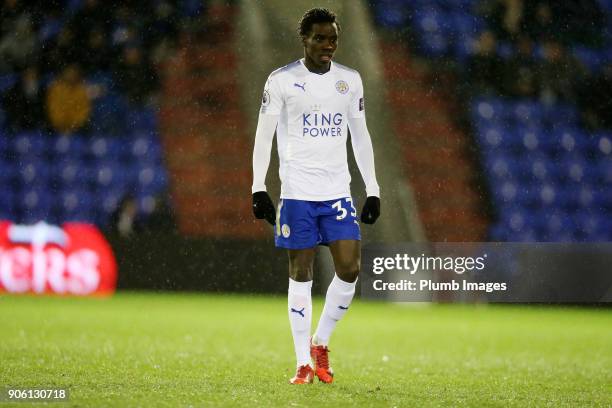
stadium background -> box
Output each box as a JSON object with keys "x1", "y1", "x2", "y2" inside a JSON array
[
  {"x1": 2, "y1": 0, "x2": 611, "y2": 293},
  {"x1": 0, "y1": 1, "x2": 610, "y2": 406}
]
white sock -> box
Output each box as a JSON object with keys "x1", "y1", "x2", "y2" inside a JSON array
[
  {"x1": 313, "y1": 274, "x2": 356, "y2": 346},
  {"x1": 288, "y1": 278, "x2": 312, "y2": 367}
]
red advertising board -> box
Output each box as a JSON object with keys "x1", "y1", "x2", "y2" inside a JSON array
[{"x1": 0, "y1": 221, "x2": 117, "y2": 296}]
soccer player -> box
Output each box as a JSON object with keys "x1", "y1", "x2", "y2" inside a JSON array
[{"x1": 251, "y1": 8, "x2": 380, "y2": 384}]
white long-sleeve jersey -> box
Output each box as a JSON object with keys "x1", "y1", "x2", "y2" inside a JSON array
[{"x1": 252, "y1": 58, "x2": 379, "y2": 201}]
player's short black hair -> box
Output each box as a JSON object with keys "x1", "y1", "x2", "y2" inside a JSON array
[{"x1": 298, "y1": 8, "x2": 340, "y2": 37}]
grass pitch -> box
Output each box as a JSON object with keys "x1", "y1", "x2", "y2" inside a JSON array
[{"x1": 0, "y1": 293, "x2": 610, "y2": 407}]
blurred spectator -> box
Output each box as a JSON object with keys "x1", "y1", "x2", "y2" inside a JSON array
[
  {"x1": 2, "y1": 65, "x2": 46, "y2": 131},
  {"x1": 114, "y1": 44, "x2": 159, "y2": 105},
  {"x1": 46, "y1": 64, "x2": 91, "y2": 133},
  {"x1": 37, "y1": 6, "x2": 64, "y2": 45},
  {"x1": 0, "y1": 0, "x2": 23, "y2": 37},
  {"x1": 70, "y1": 0, "x2": 111, "y2": 42},
  {"x1": 141, "y1": 192, "x2": 177, "y2": 234},
  {"x1": 522, "y1": 1, "x2": 559, "y2": 43},
  {"x1": 578, "y1": 63, "x2": 612, "y2": 130},
  {"x1": 80, "y1": 26, "x2": 113, "y2": 74},
  {"x1": 561, "y1": 0, "x2": 606, "y2": 47},
  {"x1": 0, "y1": 12, "x2": 37, "y2": 72},
  {"x1": 109, "y1": 192, "x2": 176, "y2": 237},
  {"x1": 144, "y1": 0, "x2": 180, "y2": 62},
  {"x1": 41, "y1": 27, "x2": 79, "y2": 73},
  {"x1": 111, "y1": 6, "x2": 140, "y2": 49},
  {"x1": 110, "y1": 194, "x2": 139, "y2": 237},
  {"x1": 537, "y1": 1, "x2": 605, "y2": 47},
  {"x1": 466, "y1": 31, "x2": 503, "y2": 95},
  {"x1": 485, "y1": 0, "x2": 524, "y2": 41},
  {"x1": 537, "y1": 40, "x2": 586, "y2": 103},
  {"x1": 503, "y1": 35, "x2": 538, "y2": 97}
]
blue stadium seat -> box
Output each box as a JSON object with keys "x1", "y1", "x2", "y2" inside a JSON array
[
  {"x1": 554, "y1": 128, "x2": 589, "y2": 155},
  {"x1": 478, "y1": 126, "x2": 521, "y2": 152},
  {"x1": 498, "y1": 210, "x2": 539, "y2": 241},
  {"x1": 510, "y1": 100, "x2": 543, "y2": 127},
  {"x1": 557, "y1": 155, "x2": 590, "y2": 184},
  {"x1": 18, "y1": 188, "x2": 54, "y2": 224},
  {"x1": 0, "y1": 189, "x2": 17, "y2": 221},
  {"x1": 491, "y1": 181, "x2": 534, "y2": 208},
  {"x1": 134, "y1": 164, "x2": 168, "y2": 195},
  {"x1": 52, "y1": 159, "x2": 90, "y2": 188},
  {"x1": 87, "y1": 136, "x2": 129, "y2": 161},
  {"x1": 91, "y1": 93, "x2": 127, "y2": 135},
  {"x1": 0, "y1": 158, "x2": 16, "y2": 185},
  {"x1": 418, "y1": 33, "x2": 450, "y2": 57},
  {"x1": 373, "y1": 2, "x2": 410, "y2": 28},
  {"x1": 595, "y1": 188, "x2": 612, "y2": 209},
  {"x1": 38, "y1": 16, "x2": 63, "y2": 43},
  {"x1": 87, "y1": 71, "x2": 116, "y2": 92},
  {"x1": 92, "y1": 161, "x2": 132, "y2": 191},
  {"x1": 96, "y1": 189, "x2": 125, "y2": 226},
  {"x1": 127, "y1": 108, "x2": 158, "y2": 133},
  {"x1": 598, "y1": 157, "x2": 612, "y2": 184},
  {"x1": 52, "y1": 134, "x2": 87, "y2": 158},
  {"x1": 534, "y1": 210, "x2": 577, "y2": 241},
  {"x1": 575, "y1": 211, "x2": 612, "y2": 240},
  {"x1": 12, "y1": 131, "x2": 48, "y2": 158},
  {"x1": 592, "y1": 132, "x2": 612, "y2": 157},
  {"x1": 519, "y1": 155, "x2": 558, "y2": 182},
  {"x1": 572, "y1": 45, "x2": 604, "y2": 73},
  {"x1": 57, "y1": 189, "x2": 95, "y2": 223},
  {"x1": 544, "y1": 103, "x2": 579, "y2": 129},
  {"x1": 472, "y1": 98, "x2": 506, "y2": 124},
  {"x1": 573, "y1": 184, "x2": 597, "y2": 209},
  {"x1": 451, "y1": 12, "x2": 483, "y2": 34},
  {"x1": 16, "y1": 159, "x2": 49, "y2": 188},
  {"x1": 0, "y1": 73, "x2": 17, "y2": 93},
  {"x1": 0, "y1": 133, "x2": 10, "y2": 157},
  {"x1": 485, "y1": 153, "x2": 519, "y2": 182},
  {"x1": 518, "y1": 129, "x2": 546, "y2": 152},
  {"x1": 130, "y1": 134, "x2": 163, "y2": 164},
  {"x1": 137, "y1": 194, "x2": 158, "y2": 217}
]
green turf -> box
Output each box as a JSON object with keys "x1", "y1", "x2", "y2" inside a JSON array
[{"x1": 0, "y1": 293, "x2": 610, "y2": 407}]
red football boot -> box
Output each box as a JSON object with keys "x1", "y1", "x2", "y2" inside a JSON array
[
  {"x1": 289, "y1": 364, "x2": 314, "y2": 384},
  {"x1": 310, "y1": 343, "x2": 334, "y2": 383}
]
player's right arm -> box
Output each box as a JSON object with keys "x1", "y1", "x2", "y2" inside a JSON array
[{"x1": 252, "y1": 74, "x2": 283, "y2": 225}]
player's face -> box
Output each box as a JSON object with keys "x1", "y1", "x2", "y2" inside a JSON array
[{"x1": 303, "y1": 22, "x2": 338, "y2": 69}]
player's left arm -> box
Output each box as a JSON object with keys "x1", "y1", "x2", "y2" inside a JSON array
[{"x1": 348, "y1": 73, "x2": 380, "y2": 224}]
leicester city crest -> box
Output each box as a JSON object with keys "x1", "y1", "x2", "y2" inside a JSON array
[{"x1": 335, "y1": 80, "x2": 349, "y2": 94}]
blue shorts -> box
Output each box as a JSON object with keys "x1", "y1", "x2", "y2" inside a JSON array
[{"x1": 275, "y1": 197, "x2": 361, "y2": 249}]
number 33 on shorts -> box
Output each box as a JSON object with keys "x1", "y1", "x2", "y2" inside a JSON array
[{"x1": 274, "y1": 198, "x2": 361, "y2": 250}]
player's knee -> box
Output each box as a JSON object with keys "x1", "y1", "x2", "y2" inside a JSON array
[
  {"x1": 335, "y1": 260, "x2": 360, "y2": 282},
  {"x1": 289, "y1": 264, "x2": 313, "y2": 282}
]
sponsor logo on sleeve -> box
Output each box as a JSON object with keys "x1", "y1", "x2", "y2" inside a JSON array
[
  {"x1": 261, "y1": 90, "x2": 270, "y2": 106},
  {"x1": 359, "y1": 97, "x2": 364, "y2": 111}
]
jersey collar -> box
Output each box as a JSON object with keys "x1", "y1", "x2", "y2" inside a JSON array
[{"x1": 299, "y1": 58, "x2": 334, "y2": 75}]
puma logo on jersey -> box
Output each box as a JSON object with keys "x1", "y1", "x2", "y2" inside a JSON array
[
  {"x1": 294, "y1": 82, "x2": 306, "y2": 92},
  {"x1": 291, "y1": 307, "x2": 305, "y2": 317}
]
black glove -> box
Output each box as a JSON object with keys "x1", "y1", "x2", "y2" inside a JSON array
[
  {"x1": 252, "y1": 191, "x2": 276, "y2": 226},
  {"x1": 360, "y1": 196, "x2": 380, "y2": 224}
]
